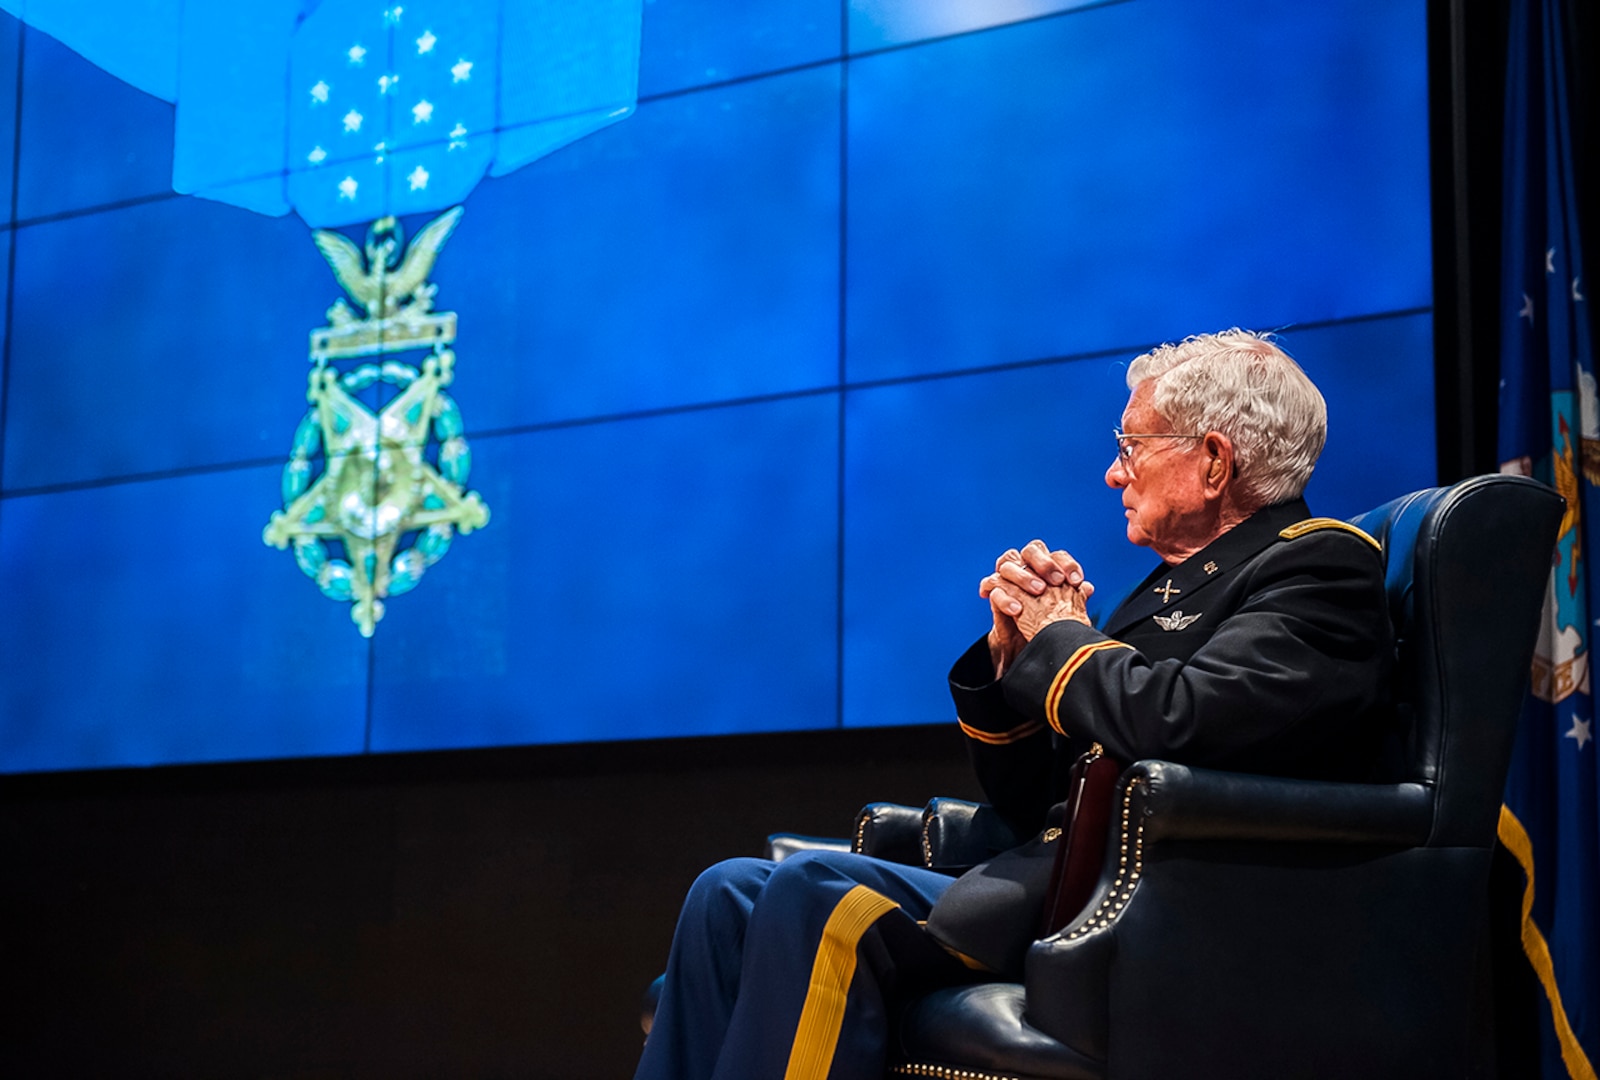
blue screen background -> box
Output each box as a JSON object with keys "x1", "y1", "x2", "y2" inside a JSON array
[{"x1": 0, "y1": 0, "x2": 1436, "y2": 772}]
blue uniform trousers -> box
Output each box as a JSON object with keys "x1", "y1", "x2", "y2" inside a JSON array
[{"x1": 634, "y1": 850, "x2": 966, "y2": 1080}]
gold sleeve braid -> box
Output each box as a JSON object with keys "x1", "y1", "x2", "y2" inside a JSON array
[
  {"x1": 957, "y1": 717, "x2": 1045, "y2": 745},
  {"x1": 1044, "y1": 639, "x2": 1135, "y2": 735}
]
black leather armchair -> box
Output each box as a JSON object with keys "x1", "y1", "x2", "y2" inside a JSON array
[
  {"x1": 640, "y1": 476, "x2": 1561, "y2": 1076},
  {"x1": 863, "y1": 475, "x2": 1562, "y2": 1079}
]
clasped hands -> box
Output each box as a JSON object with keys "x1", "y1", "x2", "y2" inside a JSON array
[{"x1": 982, "y1": 540, "x2": 1093, "y2": 677}]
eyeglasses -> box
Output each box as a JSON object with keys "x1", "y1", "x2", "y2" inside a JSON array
[{"x1": 1112, "y1": 428, "x2": 1205, "y2": 477}]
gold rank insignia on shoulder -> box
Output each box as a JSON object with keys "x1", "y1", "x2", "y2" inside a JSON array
[
  {"x1": 1152, "y1": 609, "x2": 1202, "y2": 631},
  {"x1": 1203, "y1": 561, "x2": 1219, "y2": 574},
  {"x1": 262, "y1": 206, "x2": 490, "y2": 637}
]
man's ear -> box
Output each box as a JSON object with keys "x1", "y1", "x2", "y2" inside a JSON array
[{"x1": 1202, "y1": 432, "x2": 1234, "y2": 499}]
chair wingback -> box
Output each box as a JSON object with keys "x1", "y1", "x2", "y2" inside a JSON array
[{"x1": 1348, "y1": 474, "x2": 1563, "y2": 847}]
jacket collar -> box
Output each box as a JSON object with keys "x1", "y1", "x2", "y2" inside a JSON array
[{"x1": 1102, "y1": 498, "x2": 1311, "y2": 636}]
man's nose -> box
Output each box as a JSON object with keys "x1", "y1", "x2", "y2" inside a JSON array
[{"x1": 1106, "y1": 456, "x2": 1129, "y2": 489}]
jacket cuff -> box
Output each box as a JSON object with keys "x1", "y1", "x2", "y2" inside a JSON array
[
  {"x1": 948, "y1": 634, "x2": 1045, "y2": 744},
  {"x1": 1001, "y1": 620, "x2": 1120, "y2": 730}
]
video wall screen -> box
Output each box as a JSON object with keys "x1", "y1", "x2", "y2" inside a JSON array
[{"x1": 0, "y1": 0, "x2": 1436, "y2": 772}]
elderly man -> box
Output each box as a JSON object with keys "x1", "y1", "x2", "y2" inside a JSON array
[{"x1": 635, "y1": 330, "x2": 1394, "y2": 1080}]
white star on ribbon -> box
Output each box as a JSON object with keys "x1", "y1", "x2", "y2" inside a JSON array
[
  {"x1": 373, "y1": 140, "x2": 388, "y2": 163},
  {"x1": 343, "y1": 109, "x2": 364, "y2": 133},
  {"x1": 310, "y1": 81, "x2": 330, "y2": 104},
  {"x1": 417, "y1": 30, "x2": 437, "y2": 54},
  {"x1": 408, "y1": 165, "x2": 430, "y2": 191},
  {"x1": 451, "y1": 59, "x2": 473, "y2": 83},
  {"x1": 348, "y1": 44, "x2": 367, "y2": 66},
  {"x1": 1546, "y1": 247, "x2": 1556, "y2": 273},
  {"x1": 308, "y1": 145, "x2": 328, "y2": 164},
  {"x1": 378, "y1": 73, "x2": 400, "y2": 95},
  {"x1": 1568, "y1": 716, "x2": 1593, "y2": 750},
  {"x1": 338, "y1": 176, "x2": 358, "y2": 200},
  {"x1": 448, "y1": 122, "x2": 468, "y2": 150},
  {"x1": 384, "y1": 6, "x2": 404, "y2": 25},
  {"x1": 413, "y1": 99, "x2": 434, "y2": 124},
  {"x1": 1519, "y1": 293, "x2": 1535, "y2": 324}
]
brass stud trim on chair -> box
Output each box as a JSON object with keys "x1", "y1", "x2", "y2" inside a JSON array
[
  {"x1": 853, "y1": 812, "x2": 870, "y2": 854},
  {"x1": 896, "y1": 781, "x2": 1148, "y2": 1080},
  {"x1": 891, "y1": 1062, "x2": 1033, "y2": 1080},
  {"x1": 921, "y1": 808, "x2": 936, "y2": 868},
  {"x1": 1065, "y1": 775, "x2": 1147, "y2": 941}
]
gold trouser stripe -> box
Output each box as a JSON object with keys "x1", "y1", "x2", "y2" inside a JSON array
[
  {"x1": 1277, "y1": 517, "x2": 1381, "y2": 550},
  {"x1": 1045, "y1": 640, "x2": 1133, "y2": 735},
  {"x1": 1497, "y1": 804, "x2": 1599, "y2": 1080},
  {"x1": 783, "y1": 885, "x2": 902, "y2": 1080},
  {"x1": 958, "y1": 717, "x2": 1044, "y2": 745}
]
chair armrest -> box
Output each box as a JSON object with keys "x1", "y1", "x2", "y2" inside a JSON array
[
  {"x1": 852, "y1": 798, "x2": 1026, "y2": 869},
  {"x1": 1127, "y1": 760, "x2": 1434, "y2": 847},
  {"x1": 1018, "y1": 762, "x2": 1435, "y2": 1059},
  {"x1": 852, "y1": 802, "x2": 925, "y2": 864},
  {"x1": 922, "y1": 797, "x2": 1025, "y2": 870}
]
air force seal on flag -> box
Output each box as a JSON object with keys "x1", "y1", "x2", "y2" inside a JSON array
[
  {"x1": 263, "y1": 206, "x2": 489, "y2": 636},
  {"x1": 1522, "y1": 393, "x2": 1592, "y2": 704}
]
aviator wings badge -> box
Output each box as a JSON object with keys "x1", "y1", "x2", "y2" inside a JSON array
[
  {"x1": 1152, "y1": 610, "x2": 1202, "y2": 632},
  {"x1": 263, "y1": 206, "x2": 490, "y2": 637}
]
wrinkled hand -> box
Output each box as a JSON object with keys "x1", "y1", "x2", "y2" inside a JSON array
[{"x1": 981, "y1": 541, "x2": 1094, "y2": 676}]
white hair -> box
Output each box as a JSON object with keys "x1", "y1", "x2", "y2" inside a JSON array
[{"x1": 1126, "y1": 329, "x2": 1326, "y2": 507}]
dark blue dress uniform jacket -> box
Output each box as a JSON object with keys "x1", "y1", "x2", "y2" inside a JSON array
[{"x1": 936, "y1": 498, "x2": 1397, "y2": 971}]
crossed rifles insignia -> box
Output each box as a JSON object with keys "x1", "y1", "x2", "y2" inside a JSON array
[
  {"x1": 1148, "y1": 577, "x2": 1202, "y2": 630},
  {"x1": 263, "y1": 206, "x2": 490, "y2": 637}
]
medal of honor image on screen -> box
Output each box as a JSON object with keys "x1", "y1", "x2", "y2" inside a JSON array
[{"x1": 0, "y1": 0, "x2": 1436, "y2": 772}]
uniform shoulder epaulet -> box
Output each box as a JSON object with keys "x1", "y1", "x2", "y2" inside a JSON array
[
  {"x1": 1280, "y1": 515, "x2": 1382, "y2": 550},
  {"x1": 1277, "y1": 518, "x2": 1381, "y2": 551}
]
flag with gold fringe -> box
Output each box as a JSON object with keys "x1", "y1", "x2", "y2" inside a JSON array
[{"x1": 1495, "y1": 0, "x2": 1599, "y2": 1076}]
